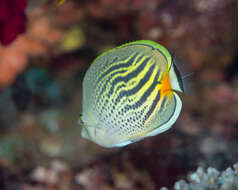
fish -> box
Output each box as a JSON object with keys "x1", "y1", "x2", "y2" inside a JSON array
[{"x1": 80, "y1": 40, "x2": 184, "y2": 148}]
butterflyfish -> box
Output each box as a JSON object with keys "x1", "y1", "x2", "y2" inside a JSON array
[{"x1": 80, "y1": 40, "x2": 184, "y2": 148}]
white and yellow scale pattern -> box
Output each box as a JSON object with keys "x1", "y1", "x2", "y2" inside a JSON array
[{"x1": 81, "y1": 40, "x2": 184, "y2": 148}]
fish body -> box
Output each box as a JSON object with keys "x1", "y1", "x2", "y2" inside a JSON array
[{"x1": 80, "y1": 40, "x2": 184, "y2": 148}]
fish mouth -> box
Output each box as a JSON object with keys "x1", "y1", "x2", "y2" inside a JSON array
[{"x1": 81, "y1": 126, "x2": 119, "y2": 148}]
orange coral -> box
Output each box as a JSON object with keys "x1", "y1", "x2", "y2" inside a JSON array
[
  {"x1": 0, "y1": 5, "x2": 65, "y2": 89},
  {"x1": 0, "y1": 36, "x2": 46, "y2": 88}
]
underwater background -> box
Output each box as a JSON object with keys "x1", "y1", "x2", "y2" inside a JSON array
[{"x1": 0, "y1": 0, "x2": 238, "y2": 189}]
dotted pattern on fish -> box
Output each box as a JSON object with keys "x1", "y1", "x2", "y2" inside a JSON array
[{"x1": 81, "y1": 40, "x2": 184, "y2": 147}]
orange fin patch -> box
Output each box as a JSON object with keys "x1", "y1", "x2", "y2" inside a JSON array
[{"x1": 160, "y1": 72, "x2": 173, "y2": 97}]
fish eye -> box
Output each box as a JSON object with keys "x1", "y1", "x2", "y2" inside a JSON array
[{"x1": 78, "y1": 113, "x2": 84, "y2": 126}]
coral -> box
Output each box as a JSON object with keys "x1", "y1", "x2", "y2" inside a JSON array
[
  {"x1": 161, "y1": 163, "x2": 238, "y2": 190},
  {"x1": 0, "y1": 0, "x2": 27, "y2": 45}
]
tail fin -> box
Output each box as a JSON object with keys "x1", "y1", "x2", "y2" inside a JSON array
[
  {"x1": 169, "y1": 63, "x2": 184, "y2": 92},
  {"x1": 169, "y1": 56, "x2": 194, "y2": 93}
]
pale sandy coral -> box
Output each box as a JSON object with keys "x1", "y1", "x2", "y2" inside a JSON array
[{"x1": 161, "y1": 163, "x2": 238, "y2": 190}]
